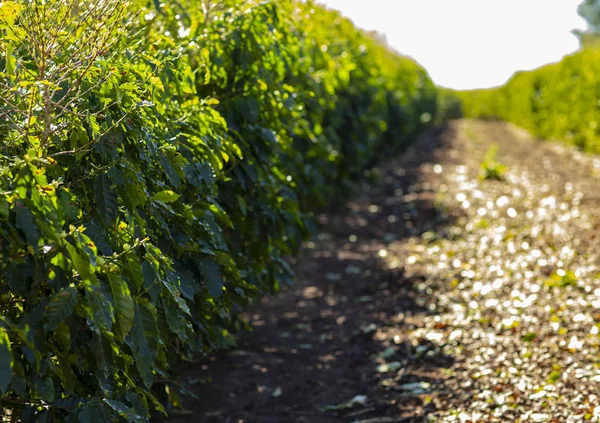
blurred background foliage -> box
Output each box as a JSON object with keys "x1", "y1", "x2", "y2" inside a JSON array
[
  {"x1": 443, "y1": 0, "x2": 600, "y2": 153},
  {"x1": 453, "y1": 48, "x2": 600, "y2": 152}
]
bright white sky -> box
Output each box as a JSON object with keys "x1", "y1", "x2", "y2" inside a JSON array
[{"x1": 317, "y1": 0, "x2": 588, "y2": 89}]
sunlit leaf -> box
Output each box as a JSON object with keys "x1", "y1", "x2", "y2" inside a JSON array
[
  {"x1": 45, "y1": 288, "x2": 77, "y2": 331},
  {"x1": 0, "y1": 327, "x2": 12, "y2": 395}
]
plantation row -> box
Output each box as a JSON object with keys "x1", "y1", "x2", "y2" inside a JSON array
[
  {"x1": 0, "y1": 0, "x2": 438, "y2": 421},
  {"x1": 454, "y1": 48, "x2": 600, "y2": 152}
]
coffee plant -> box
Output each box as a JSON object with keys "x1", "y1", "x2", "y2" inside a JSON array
[
  {"x1": 455, "y1": 48, "x2": 600, "y2": 152},
  {"x1": 0, "y1": 0, "x2": 437, "y2": 421}
]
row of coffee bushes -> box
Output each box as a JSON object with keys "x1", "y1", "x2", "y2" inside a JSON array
[
  {"x1": 436, "y1": 88, "x2": 464, "y2": 122},
  {"x1": 456, "y1": 48, "x2": 600, "y2": 152},
  {"x1": 0, "y1": 0, "x2": 437, "y2": 420}
]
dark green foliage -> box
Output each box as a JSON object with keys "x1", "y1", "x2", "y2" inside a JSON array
[{"x1": 0, "y1": 0, "x2": 437, "y2": 420}]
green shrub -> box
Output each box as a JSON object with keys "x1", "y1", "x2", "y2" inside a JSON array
[
  {"x1": 456, "y1": 48, "x2": 600, "y2": 152},
  {"x1": 480, "y1": 145, "x2": 507, "y2": 181},
  {"x1": 0, "y1": 0, "x2": 437, "y2": 420}
]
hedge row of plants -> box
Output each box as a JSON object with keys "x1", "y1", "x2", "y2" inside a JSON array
[
  {"x1": 435, "y1": 88, "x2": 463, "y2": 122},
  {"x1": 455, "y1": 48, "x2": 600, "y2": 152},
  {"x1": 0, "y1": 0, "x2": 437, "y2": 421}
]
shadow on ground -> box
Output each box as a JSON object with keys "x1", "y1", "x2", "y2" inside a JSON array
[{"x1": 165, "y1": 125, "x2": 462, "y2": 423}]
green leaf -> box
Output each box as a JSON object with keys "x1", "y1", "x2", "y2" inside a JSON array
[
  {"x1": 0, "y1": 197, "x2": 8, "y2": 218},
  {"x1": 84, "y1": 222, "x2": 113, "y2": 255},
  {"x1": 548, "y1": 370, "x2": 561, "y2": 384},
  {"x1": 141, "y1": 262, "x2": 160, "y2": 302},
  {"x1": 85, "y1": 284, "x2": 113, "y2": 333},
  {"x1": 91, "y1": 334, "x2": 113, "y2": 376},
  {"x1": 108, "y1": 275, "x2": 135, "y2": 341},
  {"x1": 55, "y1": 322, "x2": 71, "y2": 350},
  {"x1": 184, "y1": 163, "x2": 215, "y2": 188},
  {"x1": 94, "y1": 173, "x2": 118, "y2": 226},
  {"x1": 5, "y1": 43, "x2": 15, "y2": 75},
  {"x1": 200, "y1": 211, "x2": 226, "y2": 250},
  {"x1": 103, "y1": 399, "x2": 143, "y2": 423},
  {"x1": 0, "y1": 327, "x2": 12, "y2": 395},
  {"x1": 522, "y1": 332, "x2": 537, "y2": 343},
  {"x1": 85, "y1": 112, "x2": 100, "y2": 139},
  {"x1": 51, "y1": 81, "x2": 69, "y2": 104},
  {"x1": 15, "y1": 206, "x2": 39, "y2": 246},
  {"x1": 45, "y1": 287, "x2": 77, "y2": 331},
  {"x1": 124, "y1": 253, "x2": 144, "y2": 293},
  {"x1": 125, "y1": 391, "x2": 149, "y2": 420},
  {"x1": 152, "y1": 190, "x2": 180, "y2": 203},
  {"x1": 129, "y1": 300, "x2": 159, "y2": 387},
  {"x1": 35, "y1": 376, "x2": 55, "y2": 402},
  {"x1": 168, "y1": 270, "x2": 195, "y2": 300},
  {"x1": 78, "y1": 399, "x2": 116, "y2": 423},
  {"x1": 159, "y1": 154, "x2": 181, "y2": 188},
  {"x1": 134, "y1": 387, "x2": 166, "y2": 416},
  {"x1": 161, "y1": 296, "x2": 188, "y2": 343},
  {"x1": 162, "y1": 279, "x2": 191, "y2": 315},
  {"x1": 200, "y1": 258, "x2": 223, "y2": 297},
  {"x1": 119, "y1": 82, "x2": 138, "y2": 92},
  {"x1": 57, "y1": 354, "x2": 76, "y2": 392},
  {"x1": 65, "y1": 243, "x2": 95, "y2": 282}
]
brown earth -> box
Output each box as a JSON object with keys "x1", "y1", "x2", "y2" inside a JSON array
[{"x1": 166, "y1": 120, "x2": 600, "y2": 423}]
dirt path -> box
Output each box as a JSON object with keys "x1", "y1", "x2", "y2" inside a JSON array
[{"x1": 168, "y1": 120, "x2": 600, "y2": 422}]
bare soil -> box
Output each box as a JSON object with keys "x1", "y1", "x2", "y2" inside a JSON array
[{"x1": 166, "y1": 120, "x2": 600, "y2": 423}]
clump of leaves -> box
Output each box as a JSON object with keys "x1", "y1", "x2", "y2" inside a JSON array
[
  {"x1": 544, "y1": 270, "x2": 578, "y2": 288},
  {"x1": 480, "y1": 144, "x2": 507, "y2": 181},
  {"x1": 547, "y1": 369, "x2": 562, "y2": 384}
]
